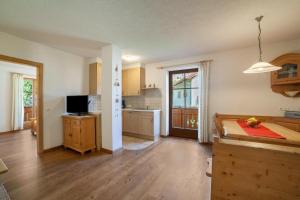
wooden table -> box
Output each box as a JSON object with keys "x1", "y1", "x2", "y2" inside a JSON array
[{"x1": 0, "y1": 159, "x2": 8, "y2": 174}]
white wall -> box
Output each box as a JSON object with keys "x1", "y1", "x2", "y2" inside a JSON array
[
  {"x1": 101, "y1": 45, "x2": 122, "y2": 151},
  {"x1": 142, "y1": 38, "x2": 300, "y2": 138},
  {"x1": 0, "y1": 31, "x2": 89, "y2": 149},
  {"x1": 0, "y1": 69, "x2": 12, "y2": 132},
  {"x1": 0, "y1": 63, "x2": 36, "y2": 132}
]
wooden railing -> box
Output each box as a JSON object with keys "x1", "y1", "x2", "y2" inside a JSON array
[
  {"x1": 172, "y1": 108, "x2": 198, "y2": 130},
  {"x1": 24, "y1": 107, "x2": 34, "y2": 129}
]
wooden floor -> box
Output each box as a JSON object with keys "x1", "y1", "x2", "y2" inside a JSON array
[{"x1": 0, "y1": 130, "x2": 212, "y2": 200}]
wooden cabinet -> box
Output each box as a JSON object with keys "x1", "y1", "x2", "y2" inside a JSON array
[
  {"x1": 122, "y1": 67, "x2": 145, "y2": 96},
  {"x1": 62, "y1": 115, "x2": 96, "y2": 155},
  {"x1": 271, "y1": 53, "x2": 300, "y2": 97},
  {"x1": 122, "y1": 69, "x2": 128, "y2": 96},
  {"x1": 123, "y1": 111, "x2": 139, "y2": 133},
  {"x1": 122, "y1": 110, "x2": 160, "y2": 141},
  {"x1": 89, "y1": 62, "x2": 102, "y2": 95},
  {"x1": 138, "y1": 113, "x2": 154, "y2": 136}
]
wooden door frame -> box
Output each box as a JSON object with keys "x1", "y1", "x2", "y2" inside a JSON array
[
  {"x1": 0, "y1": 54, "x2": 44, "y2": 153},
  {"x1": 169, "y1": 68, "x2": 198, "y2": 139}
]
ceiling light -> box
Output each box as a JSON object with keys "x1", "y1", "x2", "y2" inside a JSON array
[
  {"x1": 243, "y1": 16, "x2": 281, "y2": 74},
  {"x1": 122, "y1": 55, "x2": 140, "y2": 62}
]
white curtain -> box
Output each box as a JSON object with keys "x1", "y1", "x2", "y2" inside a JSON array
[
  {"x1": 198, "y1": 61, "x2": 210, "y2": 143},
  {"x1": 11, "y1": 73, "x2": 24, "y2": 131}
]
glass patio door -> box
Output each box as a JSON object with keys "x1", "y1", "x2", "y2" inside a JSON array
[{"x1": 169, "y1": 68, "x2": 199, "y2": 139}]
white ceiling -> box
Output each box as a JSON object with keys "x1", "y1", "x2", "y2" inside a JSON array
[
  {"x1": 0, "y1": 0, "x2": 300, "y2": 64},
  {"x1": 0, "y1": 61, "x2": 36, "y2": 77}
]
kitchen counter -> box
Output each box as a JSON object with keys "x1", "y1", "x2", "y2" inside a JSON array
[
  {"x1": 122, "y1": 108, "x2": 161, "y2": 112},
  {"x1": 123, "y1": 109, "x2": 161, "y2": 141}
]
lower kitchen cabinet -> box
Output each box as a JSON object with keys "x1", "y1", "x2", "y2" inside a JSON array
[{"x1": 122, "y1": 110, "x2": 160, "y2": 141}]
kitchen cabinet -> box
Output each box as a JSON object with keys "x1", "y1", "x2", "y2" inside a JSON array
[
  {"x1": 62, "y1": 115, "x2": 96, "y2": 155},
  {"x1": 138, "y1": 114, "x2": 154, "y2": 136},
  {"x1": 122, "y1": 67, "x2": 145, "y2": 96},
  {"x1": 122, "y1": 110, "x2": 160, "y2": 141},
  {"x1": 89, "y1": 62, "x2": 102, "y2": 95},
  {"x1": 271, "y1": 53, "x2": 300, "y2": 97},
  {"x1": 122, "y1": 111, "x2": 139, "y2": 133}
]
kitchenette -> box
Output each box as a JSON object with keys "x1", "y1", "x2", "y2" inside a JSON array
[
  {"x1": 87, "y1": 62, "x2": 161, "y2": 152},
  {"x1": 122, "y1": 63, "x2": 161, "y2": 141}
]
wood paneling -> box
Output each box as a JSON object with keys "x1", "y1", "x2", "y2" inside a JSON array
[
  {"x1": 0, "y1": 130, "x2": 212, "y2": 200},
  {"x1": 212, "y1": 139, "x2": 300, "y2": 200}
]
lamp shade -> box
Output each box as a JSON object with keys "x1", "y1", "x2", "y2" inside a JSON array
[{"x1": 243, "y1": 62, "x2": 281, "y2": 73}]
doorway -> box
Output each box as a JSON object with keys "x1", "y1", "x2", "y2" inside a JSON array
[
  {"x1": 0, "y1": 54, "x2": 43, "y2": 153},
  {"x1": 169, "y1": 68, "x2": 199, "y2": 139}
]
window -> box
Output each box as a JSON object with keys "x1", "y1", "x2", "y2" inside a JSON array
[
  {"x1": 177, "y1": 91, "x2": 181, "y2": 98},
  {"x1": 24, "y1": 79, "x2": 33, "y2": 107}
]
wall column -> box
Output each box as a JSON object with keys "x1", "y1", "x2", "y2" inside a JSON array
[{"x1": 101, "y1": 45, "x2": 122, "y2": 151}]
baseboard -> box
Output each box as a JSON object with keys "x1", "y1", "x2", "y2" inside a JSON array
[
  {"x1": 160, "y1": 135, "x2": 169, "y2": 138},
  {"x1": 101, "y1": 147, "x2": 123, "y2": 155},
  {"x1": 100, "y1": 148, "x2": 113, "y2": 154},
  {"x1": 0, "y1": 130, "x2": 14, "y2": 135},
  {"x1": 123, "y1": 132, "x2": 154, "y2": 141},
  {"x1": 43, "y1": 145, "x2": 64, "y2": 153},
  {"x1": 0, "y1": 129, "x2": 32, "y2": 135}
]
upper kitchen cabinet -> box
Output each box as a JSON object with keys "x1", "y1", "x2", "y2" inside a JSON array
[
  {"x1": 271, "y1": 53, "x2": 300, "y2": 97},
  {"x1": 89, "y1": 62, "x2": 102, "y2": 95},
  {"x1": 122, "y1": 67, "x2": 145, "y2": 96}
]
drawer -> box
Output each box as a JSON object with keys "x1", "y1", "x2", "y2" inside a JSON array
[{"x1": 138, "y1": 112, "x2": 154, "y2": 117}]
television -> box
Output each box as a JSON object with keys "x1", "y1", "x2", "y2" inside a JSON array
[{"x1": 66, "y1": 95, "x2": 89, "y2": 115}]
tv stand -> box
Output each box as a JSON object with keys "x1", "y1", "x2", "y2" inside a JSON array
[
  {"x1": 69, "y1": 113, "x2": 88, "y2": 116},
  {"x1": 62, "y1": 115, "x2": 96, "y2": 155}
]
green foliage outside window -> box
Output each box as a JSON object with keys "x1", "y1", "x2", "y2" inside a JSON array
[{"x1": 24, "y1": 79, "x2": 33, "y2": 107}]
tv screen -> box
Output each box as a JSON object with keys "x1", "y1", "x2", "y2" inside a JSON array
[{"x1": 66, "y1": 95, "x2": 89, "y2": 114}]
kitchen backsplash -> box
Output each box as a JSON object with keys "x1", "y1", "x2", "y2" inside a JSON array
[
  {"x1": 88, "y1": 89, "x2": 162, "y2": 112},
  {"x1": 123, "y1": 89, "x2": 162, "y2": 109},
  {"x1": 89, "y1": 95, "x2": 101, "y2": 112}
]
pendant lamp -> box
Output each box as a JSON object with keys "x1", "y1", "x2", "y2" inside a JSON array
[{"x1": 243, "y1": 16, "x2": 281, "y2": 73}]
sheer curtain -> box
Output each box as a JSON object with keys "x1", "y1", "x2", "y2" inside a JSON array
[
  {"x1": 198, "y1": 61, "x2": 210, "y2": 143},
  {"x1": 11, "y1": 73, "x2": 24, "y2": 131}
]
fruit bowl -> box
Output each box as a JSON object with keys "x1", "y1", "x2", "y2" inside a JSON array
[{"x1": 246, "y1": 117, "x2": 261, "y2": 128}]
